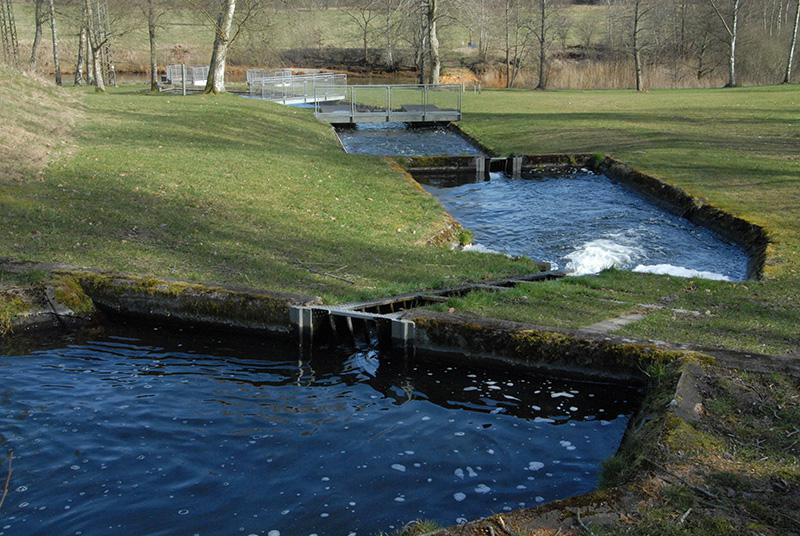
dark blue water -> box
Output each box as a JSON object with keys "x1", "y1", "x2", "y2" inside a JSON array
[
  {"x1": 336, "y1": 123, "x2": 483, "y2": 157},
  {"x1": 0, "y1": 326, "x2": 640, "y2": 535},
  {"x1": 424, "y1": 172, "x2": 749, "y2": 281}
]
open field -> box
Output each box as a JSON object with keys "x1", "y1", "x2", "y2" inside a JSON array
[{"x1": 446, "y1": 86, "x2": 800, "y2": 355}]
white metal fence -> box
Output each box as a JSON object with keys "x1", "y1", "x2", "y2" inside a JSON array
[
  {"x1": 246, "y1": 68, "x2": 293, "y2": 88},
  {"x1": 249, "y1": 72, "x2": 348, "y2": 104},
  {"x1": 165, "y1": 64, "x2": 209, "y2": 88},
  {"x1": 313, "y1": 84, "x2": 463, "y2": 124}
]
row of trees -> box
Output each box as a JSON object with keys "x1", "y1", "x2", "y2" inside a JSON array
[
  {"x1": 336, "y1": 0, "x2": 800, "y2": 88},
  {"x1": 3, "y1": 0, "x2": 800, "y2": 91}
]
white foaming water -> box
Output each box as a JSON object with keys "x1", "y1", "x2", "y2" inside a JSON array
[
  {"x1": 564, "y1": 239, "x2": 642, "y2": 276},
  {"x1": 463, "y1": 243, "x2": 504, "y2": 255},
  {"x1": 633, "y1": 264, "x2": 731, "y2": 281}
]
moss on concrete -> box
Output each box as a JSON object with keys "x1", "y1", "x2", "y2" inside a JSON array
[
  {"x1": 412, "y1": 311, "x2": 709, "y2": 382},
  {"x1": 52, "y1": 275, "x2": 95, "y2": 316},
  {"x1": 78, "y1": 272, "x2": 319, "y2": 332},
  {"x1": 0, "y1": 293, "x2": 30, "y2": 335}
]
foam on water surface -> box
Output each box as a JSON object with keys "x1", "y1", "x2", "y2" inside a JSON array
[
  {"x1": 336, "y1": 123, "x2": 483, "y2": 157},
  {"x1": 424, "y1": 173, "x2": 748, "y2": 280}
]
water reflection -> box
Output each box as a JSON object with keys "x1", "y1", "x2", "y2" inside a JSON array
[{"x1": 0, "y1": 325, "x2": 640, "y2": 535}]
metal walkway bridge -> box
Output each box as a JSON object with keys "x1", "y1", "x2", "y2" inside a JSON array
[
  {"x1": 244, "y1": 69, "x2": 463, "y2": 125},
  {"x1": 247, "y1": 70, "x2": 348, "y2": 105},
  {"x1": 313, "y1": 84, "x2": 463, "y2": 125}
]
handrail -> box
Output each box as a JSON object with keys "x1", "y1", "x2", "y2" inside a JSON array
[{"x1": 313, "y1": 84, "x2": 463, "y2": 124}]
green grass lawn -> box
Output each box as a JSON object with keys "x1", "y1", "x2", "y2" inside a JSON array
[
  {"x1": 446, "y1": 85, "x2": 800, "y2": 355},
  {"x1": 430, "y1": 270, "x2": 693, "y2": 329},
  {"x1": 2, "y1": 67, "x2": 799, "y2": 355},
  {"x1": 0, "y1": 80, "x2": 536, "y2": 303}
]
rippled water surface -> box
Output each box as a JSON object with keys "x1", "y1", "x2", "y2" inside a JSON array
[
  {"x1": 424, "y1": 172, "x2": 749, "y2": 280},
  {"x1": 336, "y1": 123, "x2": 483, "y2": 156},
  {"x1": 0, "y1": 326, "x2": 641, "y2": 535}
]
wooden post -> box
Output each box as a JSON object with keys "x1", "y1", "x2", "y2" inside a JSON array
[
  {"x1": 512, "y1": 156, "x2": 523, "y2": 179},
  {"x1": 475, "y1": 156, "x2": 485, "y2": 180},
  {"x1": 386, "y1": 86, "x2": 391, "y2": 122},
  {"x1": 423, "y1": 85, "x2": 429, "y2": 122}
]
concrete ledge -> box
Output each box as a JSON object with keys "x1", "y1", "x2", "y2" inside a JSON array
[
  {"x1": 79, "y1": 274, "x2": 321, "y2": 336},
  {"x1": 407, "y1": 310, "x2": 704, "y2": 383}
]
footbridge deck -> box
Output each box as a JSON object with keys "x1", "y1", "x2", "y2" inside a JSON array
[
  {"x1": 313, "y1": 84, "x2": 463, "y2": 125},
  {"x1": 248, "y1": 71, "x2": 348, "y2": 105}
]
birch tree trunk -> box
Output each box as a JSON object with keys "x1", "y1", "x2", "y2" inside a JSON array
[
  {"x1": 708, "y1": 0, "x2": 740, "y2": 87},
  {"x1": 29, "y1": 0, "x2": 43, "y2": 68},
  {"x1": 48, "y1": 0, "x2": 61, "y2": 85},
  {"x1": 362, "y1": 24, "x2": 369, "y2": 65},
  {"x1": 784, "y1": 0, "x2": 800, "y2": 82},
  {"x1": 148, "y1": 0, "x2": 158, "y2": 92},
  {"x1": 505, "y1": 0, "x2": 511, "y2": 88},
  {"x1": 84, "y1": 26, "x2": 93, "y2": 85},
  {"x1": 536, "y1": 0, "x2": 547, "y2": 89},
  {"x1": 385, "y1": 10, "x2": 393, "y2": 69},
  {"x1": 417, "y1": 2, "x2": 427, "y2": 84},
  {"x1": 83, "y1": 0, "x2": 104, "y2": 92},
  {"x1": 633, "y1": 0, "x2": 644, "y2": 91},
  {"x1": 427, "y1": 0, "x2": 440, "y2": 84},
  {"x1": 74, "y1": 25, "x2": 85, "y2": 85},
  {"x1": 728, "y1": 0, "x2": 739, "y2": 87},
  {"x1": 205, "y1": 0, "x2": 236, "y2": 95}
]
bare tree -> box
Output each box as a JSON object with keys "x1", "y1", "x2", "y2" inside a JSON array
[
  {"x1": 203, "y1": 0, "x2": 264, "y2": 94},
  {"x1": 534, "y1": 0, "x2": 562, "y2": 89},
  {"x1": 83, "y1": 0, "x2": 105, "y2": 91},
  {"x1": 501, "y1": 0, "x2": 535, "y2": 88},
  {"x1": 29, "y1": 0, "x2": 45, "y2": 68},
  {"x1": 785, "y1": 0, "x2": 800, "y2": 82},
  {"x1": 74, "y1": 24, "x2": 86, "y2": 85},
  {"x1": 427, "y1": 0, "x2": 441, "y2": 83},
  {"x1": 708, "y1": 0, "x2": 744, "y2": 87},
  {"x1": 455, "y1": 0, "x2": 491, "y2": 61},
  {"x1": 343, "y1": 0, "x2": 379, "y2": 66},
  {"x1": 1, "y1": 0, "x2": 20, "y2": 65},
  {"x1": 143, "y1": 0, "x2": 168, "y2": 92},
  {"x1": 206, "y1": 0, "x2": 237, "y2": 94},
  {"x1": 631, "y1": 0, "x2": 651, "y2": 91},
  {"x1": 379, "y1": 0, "x2": 409, "y2": 69},
  {"x1": 48, "y1": 0, "x2": 61, "y2": 85}
]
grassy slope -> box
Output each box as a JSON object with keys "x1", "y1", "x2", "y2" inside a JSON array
[
  {"x1": 0, "y1": 65, "x2": 82, "y2": 180},
  {"x1": 0, "y1": 80, "x2": 536, "y2": 303},
  {"x1": 451, "y1": 86, "x2": 800, "y2": 355}
]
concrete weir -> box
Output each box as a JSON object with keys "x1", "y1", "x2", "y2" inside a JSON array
[{"x1": 289, "y1": 271, "x2": 564, "y2": 348}]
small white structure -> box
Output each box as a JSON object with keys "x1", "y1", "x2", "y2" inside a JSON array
[{"x1": 166, "y1": 64, "x2": 209, "y2": 88}]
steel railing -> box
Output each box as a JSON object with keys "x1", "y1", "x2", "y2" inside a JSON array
[{"x1": 313, "y1": 84, "x2": 463, "y2": 124}]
